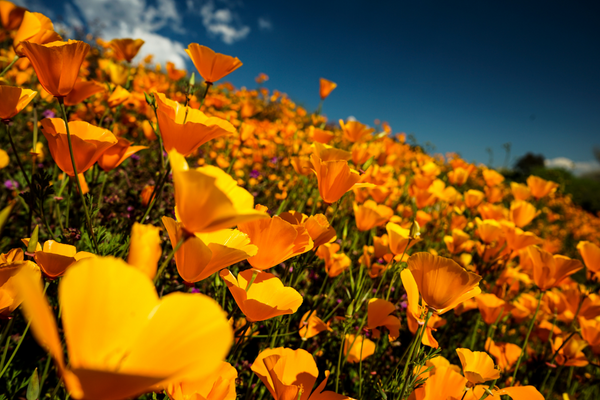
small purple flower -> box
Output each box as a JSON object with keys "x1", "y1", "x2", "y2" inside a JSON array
[
  {"x1": 190, "y1": 288, "x2": 200, "y2": 293},
  {"x1": 42, "y1": 109, "x2": 56, "y2": 119},
  {"x1": 127, "y1": 206, "x2": 134, "y2": 212},
  {"x1": 130, "y1": 154, "x2": 140, "y2": 161},
  {"x1": 289, "y1": 266, "x2": 294, "y2": 272},
  {"x1": 249, "y1": 169, "x2": 260, "y2": 179},
  {"x1": 270, "y1": 156, "x2": 278, "y2": 164},
  {"x1": 337, "y1": 299, "x2": 342, "y2": 304},
  {"x1": 4, "y1": 180, "x2": 18, "y2": 190}
]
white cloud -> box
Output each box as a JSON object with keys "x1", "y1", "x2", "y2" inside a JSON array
[
  {"x1": 258, "y1": 17, "x2": 272, "y2": 31},
  {"x1": 200, "y1": 1, "x2": 250, "y2": 44},
  {"x1": 66, "y1": 0, "x2": 188, "y2": 68},
  {"x1": 545, "y1": 157, "x2": 600, "y2": 176}
]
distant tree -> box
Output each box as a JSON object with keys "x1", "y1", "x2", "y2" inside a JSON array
[{"x1": 514, "y1": 152, "x2": 545, "y2": 176}]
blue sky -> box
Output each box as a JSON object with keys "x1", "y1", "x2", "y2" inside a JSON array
[{"x1": 19, "y1": 0, "x2": 600, "y2": 174}]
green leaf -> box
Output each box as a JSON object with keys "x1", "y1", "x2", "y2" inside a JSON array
[{"x1": 26, "y1": 368, "x2": 39, "y2": 400}]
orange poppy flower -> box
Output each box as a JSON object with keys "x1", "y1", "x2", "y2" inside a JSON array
[
  {"x1": 0, "y1": 85, "x2": 37, "y2": 120},
  {"x1": 579, "y1": 318, "x2": 600, "y2": 354},
  {"x1": 219, "y1": 269, "x2": 302, "y2": 322},
  {"x1": 464, "y1": 189, "x2": 485, "y2": 208},
  {"x1": 484, "y1": 338, "x2": 521, "y2": 372},
  {"x1": 299, "y1": 311, "x2": 331, "y2": 340},
  {"x1": 482, "y1": 169, "x2": 505, "y2": 187},
  {"x1": 97, "y1": 137, "x2": 147, "y2": 172},
  {"x1": 106, "y1": 85, "x2": 131, "y2": 108},
  {"x1": 140, "y1": 185, "x2": 155, "y2": 207},
  {"x1": 155, "y1": 92, "x2": 236, "y2": 156},
  {"x1": 386, "y1": 222, "x2": 421, "y2": 256},
  {"x1": 21, "y1": 40, "x2": 90, "y2": 98},
  {"x1": 252, "y1": 347, "x2": 350, "y2": 400},
  {"x1": 163, "y1": 216, "x2": 257, "y2": 283},
  {"x1": 63, "y1": 79, "x2": 105, "y2": 106},
  {"x1": 303, "y1": 214, "x2": 337, "y2": 247},
  {"x1": 186, "y1": 44, "x2": 242, "y2": 84},
  {"x1": 412, "y1": 366, "x2": 467, "y2": 400},
  {"x1": 109, "y1": 38, "x2": 145, "y2": 63},
  {"x1": 0, "y1": 248, "x2": 41, "y2": 317},
  {"x1": 339, "y1": 119, "x2": 374, "y2": 142},
  {"x1": 14, "y1": 256, "x2": 233, "y2": 400},
  {"x1": 41, "y1": 118, "x2": 118, "y2": 176},
  {"x1": 577, "y1": 241, "x2": 600, "y2": 274},
  {"x1": 401, "y1": 268, "x2": 446, "y2": 348},
  {"x1": 407, "y1": 252, "x2": 482, "y2": 314},
  {"x1": 167, "y1": 361, "x2": 237, "y2": 400},
  {"x1": 344, "y1": 334, "x2": 376, "y2": 363},
  {"x1": 527, "y1": 245, "x2": 583, "y2": 291},
  {"x1": 309, "y1": 126, "x2": 335, "y2": 144},
  {"x1": 553, "y1": 334, "x2": 588, "y2": 367},
  {"x1": 0, "y1": 1, "x2": 26, "y2": 31},
  {"x1": 475, "y1": 218, "x2": 503, "y2": 244},
  {"x1": 443, "y1": 229, "x2": 474, "y2": 254},
  {"x1": 510, "y1": 182, "x2": 531, "y2": 201},
  {"x1": 353, "y1": 200, "x2": 394, "y2": 231},
  {"x1": 13, "y1": 11, "x2": 61, "y2": 55},
  {"x1": 448, "y1": 167, "x2": 471, "y2": 186},
  {"x1": 509, "y1": 200, "x2": 538, "y2": 228},
  {"x1": 475, "y1": 293, "x2": 508, "y2": 325},
  {"x1": 237, "y1": 206, "x2": 313, "y2": 270},
  {"x1": 502, "y1": 222, "x2": 543, "y2": 252},
  {"x1": 484, "y1": 186, "x2": 504, "y2": 204},
  {"x1": 367, "y1": 298, "x2": 400, "y2": 340},
  {"x1": 315, "y1": 242, "x2": 351, "y2": 277},
  {"x1": 527, "y1": 175, "x2": 559, "y2": 199},
  {"x1": 456, "y1": 348, "x2": 501, "y2": 385},
  {"x1": 21, "y1": 239, "x2": 93, "y2": 279},
  {"x1": 319, "y1": 78, "x2": 337, "y2": 100},
  {"x1": 127, "y1": 223, "x2": 162, "y2": 280},
  {"x1": 170, "y1": 151, "x2": 268, "y2": 233}
]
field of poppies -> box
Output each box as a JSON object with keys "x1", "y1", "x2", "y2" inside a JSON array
[{"x1": 1, "y1": 2, "x2": 600, "y2": 400}]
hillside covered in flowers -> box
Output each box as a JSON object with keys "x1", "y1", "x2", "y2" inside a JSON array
[{"x1": 1, "y1": 2, "x2": 600, "y2": 400}]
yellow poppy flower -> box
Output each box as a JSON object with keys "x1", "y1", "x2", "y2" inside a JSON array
[
  {"x1": 170, "y1": 151, "x2": 268, "y2": 233},
  {"x1": 219, "y1": 269, "x2": 302, "y2": 322},
  {"x1": 407, "y1": 252, "x2": 482, "y2": 315},
  {"x1": 14, "y1": 256, "x2": 233, "y2": 400},
  {"x1": 163, "y1": 216, "x2": 257, "y2": 283}
]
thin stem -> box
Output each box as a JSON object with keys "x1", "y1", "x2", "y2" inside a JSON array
[
  {"x1": 511, "y1": 290, "x2": 544, "y2": 384},
  {"x1": 4, "y1": 122, "x2": 31, "y2": 187},
  {"x1": 58, "y1": 100, "x2": 99, "y2": 253},
  {"x1": 154, "y1": 236, "x2": 186, "y2": 285},
  {"x1": 0, "y1": 55, "x2": 18, "y2": 77},
  {"x1": 138, "y1": 165, "x2": 171, "y2": 223},
  {"x1": 0, "y1": 282, "x2": 49, "y2": 379},
  {"x1": 398, "y1": 310, "x2": 433, "y2": 400}
]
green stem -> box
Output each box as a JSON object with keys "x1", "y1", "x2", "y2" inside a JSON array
[
  {"x1": 398, "y1": 310, "x2": 433, "y2": 400},
  {"x1": 138, "y1": 165, "x2": 171, "y2": 223},
  {"x1": 0, "y1": 55, "x2": 18, "y2": 77},
  {"x1": 0, "y1": 283, "x2": 49, "y2": 379},
  {"x1": 511, "y1": 290, "x2": 544, "y2": 384},
  {"x1": 58, "y1": 100, "x2": 99, "y2": 253},
  {"x1": 154, "y1": 236, "x2": 186, "y2": 285},
  {"x1": 4, "y1": 121, "x2": 31, "y2": 187},
  {"x1": 335, "y1": 326, "x2": 348, "y2": 392},
  {"x1": 469, "y1": 314, "x2": 482, "y2": 349}
]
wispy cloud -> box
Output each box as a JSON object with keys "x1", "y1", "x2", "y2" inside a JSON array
[
  {"x1": 22, "y1": 0, "x2": 191, "y2": 68},
  {"x1": 199, "y1": 0, "x2": 250, "y2": 44},
  {"x1": 258, "y1": 17, "x2": 272, "y2": 31},
  {"x1": 545, "y1": 157, "x2": 600, "y2": 176}
]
